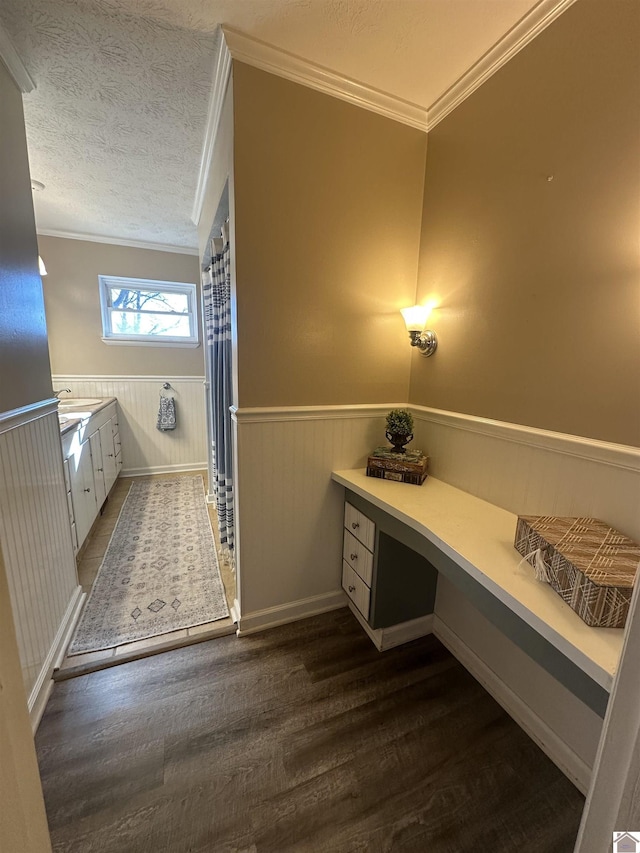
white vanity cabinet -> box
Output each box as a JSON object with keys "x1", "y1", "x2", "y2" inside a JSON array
[
  {"x1": 90, "y1": 429, "x2": 107, "y2": 508},
  {"x1": 89, "y1": 417, "x2": 121, "y2": 507},
  {"x1": 61, "y1": 399, "x2": 120, "y2": 553},
  {"x1": 341, "y1": 496, "x2": 439, "y2": 646},
  {"x1": 112, "y1": 414, "x2": 122, "y2": 474},
  {"x1": 342, "y1": 503, "x2": 375, "y2": 619},
  {"x1": 100, "y1": 418, "x2": 120, "y2": 490},
  {"x1": 67, "y1": 438, "x2": 98, "y2": 551},
  {"x1": 62, "y1": 457, "x2": 78, "y2": 553}
]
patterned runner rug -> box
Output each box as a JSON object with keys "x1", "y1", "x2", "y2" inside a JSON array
[{"x1": 68, "y1": 476, "x2": 229, "y2": 655}]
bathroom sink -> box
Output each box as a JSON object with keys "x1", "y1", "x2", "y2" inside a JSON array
[
  {"x1": 58, "y1": 398, "x2": 102, "y2": 408},
  {"x1": 57, "y1": 413, "x2": 82, "y2": 434}
]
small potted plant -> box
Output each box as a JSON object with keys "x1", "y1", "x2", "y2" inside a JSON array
[{"x1": 385, "y1": 408, "x2": 414, "y2": 453}]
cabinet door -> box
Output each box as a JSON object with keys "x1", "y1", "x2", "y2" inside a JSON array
[
  {"x1": 99, "y1": 420, "x2": 118, "y2": 494},
  {"x1": 89, "y1": 430, "x2": 107, "y2": 508},
  {"x1": 62, "y1": 458, "x2": 78, "y2": 554},
  {"x1": 112, "y1": 419, "x2": 122, "y2": 472},
  {"x1": 68, "y1": 439, "x2": 97, "y2": 548}
]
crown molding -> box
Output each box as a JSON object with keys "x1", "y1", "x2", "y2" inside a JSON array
[
  {"x1": 427, "y1": 0, "x2": 579, "y2": 129},
  {"x1": 222, "y1": 26, "x2": 427, "y2": 133},
  {"x1": 191, "y1": 35, "x2": 232, "y2": 227},
  {"x1": 0, "y1": 21, "x2": 34, "y2": 93},
  {"x1": 37, "y1": 229, "x2": 198, "y2": 256},
  {"x1": 193, "y1": 2, "x2": 575, "y2": 227}
]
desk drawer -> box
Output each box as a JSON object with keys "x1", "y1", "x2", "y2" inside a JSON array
[
  {"x1": 342, "y1": 560, "x2": 370, "y2": 619},
  {"x1": 343, "y1": 529, "x2": 373, "y2": 586},
  {"x1": 344, "y1": 502, "x2": 375, "y2": 551}
]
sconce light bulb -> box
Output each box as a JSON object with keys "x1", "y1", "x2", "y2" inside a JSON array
[
  {"x1": 400, "y1": 304, "x2": 431, "y2": 332},
  {"x1": 401, "y1": 303, "x2": 437, "y2": 356}
]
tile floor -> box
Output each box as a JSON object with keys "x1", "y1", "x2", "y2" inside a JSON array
[{"x1": 56, "y1": 471, "x2": 237, "y2": 679}]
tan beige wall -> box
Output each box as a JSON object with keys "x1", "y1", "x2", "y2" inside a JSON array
[
  {"x1": 0, "y1": 61, "x2": 53, "y2": 411},
  {"x1": 232, "y1": 62, "x2": 427, "y2": 407},
  {"x1": 39, "y1": 236, "x2": 204, "y2": 376},
  {"x1": 412, "y1": 0, "x2": 640, "y2": 447}
]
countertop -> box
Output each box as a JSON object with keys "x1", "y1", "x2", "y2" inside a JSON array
[
  {"x1": 58, "y1": 397, "x2": 117, "y2": 435},
  {"x1": 332, "y1": 468, "x2": 624, "y2": 690}
]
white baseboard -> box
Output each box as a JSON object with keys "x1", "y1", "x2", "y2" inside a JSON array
[
  {"x1": 29, "y1": 586, "x2": 85, "y2": 732},
  {"x1": 235, "y1": 590, "x2": 346, "y2": 636},
  {"x1": 348, "y1": 603, "x2": 434, "y2": 651},
  {"x1": 433, "y1": 615, "x2": 591, "y2": 794},
  {"x1": 121, "y1": 462, "x2": 207, "y2": 477}
]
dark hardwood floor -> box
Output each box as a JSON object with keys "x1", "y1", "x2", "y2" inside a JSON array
[{"x1": 36, "y1": 608, "x2": 584, "y2": 852}]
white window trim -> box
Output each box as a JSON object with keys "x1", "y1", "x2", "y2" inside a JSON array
[{"x1": 98, "y1": 275, "x2": 200, "y2": 347}]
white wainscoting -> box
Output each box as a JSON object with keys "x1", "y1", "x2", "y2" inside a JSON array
[
  {"x1": 232, "y1": 403, "x2": 639, "y2": 630},
  {"x1": 52, "y1": 375, "x2": 207, "y2": 476},
  {"x1": 405, "y1": 404, "x2": 639, "y2": 788},
  {"x1": 0, "y1": 402, "x2": 82, "y2": 729},
  {"x1": 232, "y1": 404, "x2": 402, "y2": 627},
  {"x1": 411, "y1": 405, "x2": 640, "y2": 542}
]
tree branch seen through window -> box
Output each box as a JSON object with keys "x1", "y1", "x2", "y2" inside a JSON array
[{"x1": 99, "y1": 276, "x2": 198, "y2": 346}]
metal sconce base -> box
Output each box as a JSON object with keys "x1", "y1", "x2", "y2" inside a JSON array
[{"x1": 409, "y1": 329, "x2": 438, "y2": 357}]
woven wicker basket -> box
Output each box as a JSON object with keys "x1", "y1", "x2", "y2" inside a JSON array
[{"x1": 514, "y1": 516, "x2": 640, "y2": 628}]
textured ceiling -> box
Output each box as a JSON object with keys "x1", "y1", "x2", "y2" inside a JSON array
[{"x1": 0, "y1": 0, "x2": 542, "y2": 251}]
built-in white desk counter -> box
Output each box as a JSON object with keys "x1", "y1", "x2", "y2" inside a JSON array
[{"x1": 332, "y1": 469, "x2": 624, "y2": 718}]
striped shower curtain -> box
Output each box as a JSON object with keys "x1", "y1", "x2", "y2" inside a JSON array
[{"x1": 203, "y1": 242, "x2": 234, "y2": 565}]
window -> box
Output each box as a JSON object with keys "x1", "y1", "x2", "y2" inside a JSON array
[{"x1": 99, "y1": 276, "x2": 199, "y2": 346}]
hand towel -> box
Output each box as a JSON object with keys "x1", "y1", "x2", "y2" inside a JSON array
[{"x1": 157, "y1": 396, "x2": 177, "y2": 431}]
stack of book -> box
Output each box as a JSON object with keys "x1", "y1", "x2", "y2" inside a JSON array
[{"x1": 366, "y1": 447, "x2": 429, "y2": 486}]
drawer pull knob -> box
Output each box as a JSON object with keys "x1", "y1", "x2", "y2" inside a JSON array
[
  {"x1": 348, "y1": 585, "x2": 356, "y2": 592},
  {"x1": 350, "y1": 553, "x2": 358, "y2": 560},
  {"x1": 351, "y1": 522, "x2": 359, "y2": 530},
  {"x1": 84, "y1": 487, "x2": 91, "y2": 493}
]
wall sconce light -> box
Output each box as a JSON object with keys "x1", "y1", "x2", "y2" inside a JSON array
[
  {"x1": 400, "y1": 305, "x2": 437, "y2": 357},
  {"x1": 38, "y1": 255, "x2": 47, "y2": 276}
]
